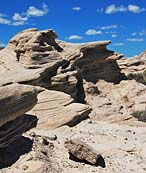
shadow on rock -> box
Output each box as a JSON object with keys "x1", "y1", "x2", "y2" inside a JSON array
[
  {"x1": 0, "y1": 114, "x2": 38, "y2": 169},
  {"x1": 69, "y1": 153, "x2": 106, "y2": 168},
  {"x1": 0, "y1": 136, "x2": 33, "y2": 169}
]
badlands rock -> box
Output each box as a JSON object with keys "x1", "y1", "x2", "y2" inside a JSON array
[
  {"x1": 87, "y1": 80, "x2": 146, "y2": 126},
  {"x1": 29, "y1": 89, "x2": 91, "y2": 129},
  {"x1": 0, "y1": 28, "x2": 125, "y2": 102},
  {"x1": 0, "y1": 114, "x2": 37, "y2": 148},
  {"x1": 58, "y1": 40, "x2": 125, "y2": 83},
  {"x1": 0, "y1": 83, "x2": 37, "y2": 127},
  {"x1": 118, "y1": 51, "x2": 146, "y2": 75},
  {"x1": 0, "y1": 84, "x2": 38, "y2": 148}
]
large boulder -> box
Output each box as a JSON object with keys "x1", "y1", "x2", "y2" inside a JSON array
[
  {"x1": 0, "y1": 83, "x2": 37, "y2": 127},
  {"x1": 0, "y1": 84, "x2": 38, "y2": 148}
]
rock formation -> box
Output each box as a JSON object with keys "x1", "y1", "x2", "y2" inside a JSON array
[
  {"x1": 0, "y1": 28, "x2": 146, "y2": 173},
  {"x1": 0, "y1": 84, "x2": 37, "y2": 127},
  {"x1": 0, "y1": 84, "x2": 38, "y2": 148},
  {"x1": 29, "y1": 89, "x2": 91, "y2": 129},
  {"x1": 118, "y1": 51, "x2": 146, "y2": 75},
  {"x1": 0, "y1": 28, "x2": 125, "y2": 102}
]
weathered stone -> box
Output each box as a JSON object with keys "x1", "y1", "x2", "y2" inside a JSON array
[
  {"x1": 65, "y1": 138, "x2": 102, "y2": 165},
  {"x1": 58, "y1": 40, "x2": 125, "y2": 83},
  {"x1": 118, "y1": 51, "x2": 146, "y2": 75},
  {"x1": 29, "y1": 89, "x2": 91, "y2": 129},
  {"x1": 0, "y1": 114, "x2": 37, "y2": 148},
  {"x1": 0, "y1": 83, "x2": 38, "y2": 127}
]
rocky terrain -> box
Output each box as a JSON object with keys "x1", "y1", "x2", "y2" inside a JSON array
[{"x1": 0, "y1": 28, "x2": 146, "y2": 173}]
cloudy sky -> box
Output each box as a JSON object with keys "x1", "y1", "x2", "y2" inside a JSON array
[{"x1": 0, "y1": 0, "x2": 146, "y2": 57}]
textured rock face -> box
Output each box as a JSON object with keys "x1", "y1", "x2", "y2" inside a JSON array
[
  {"x1": 0, "y1": 83, "x2": 38, "y2": 127},
  {"x1": 0, "y1": 115, "x2": 37, "y2": 148},
  {"x1": 9, "y1": 28, "x2": 62, "y2": 65},
  {"x1": 87, "y1": 80, "x2": 146, "y2": 125},
  {"x1": 58, "y1": 40, "x2": 125, "y2": 83},
  {"x1": 0, "y1": 84, "x2": 38, "y2": 148},
  {"x1": 0, "y1": 28, "x2": 125, "y2": 102},
  {"x1": 29, "y1": 89, "x2": 91, "y2": 129},
  {"x1": 65, "y1": 138, "x2": 102, "y2": 165},
  {"x1": 118, "y1": 51, "x2": 146, "y2": 75}
]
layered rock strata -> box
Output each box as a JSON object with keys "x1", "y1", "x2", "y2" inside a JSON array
[
  {"x1": 0, "y1": 28, "x2": 125, "y2": 102},
  {"x1": 29, "y1": 89, "x2": 91, "y2": 129},
  {"x1": 0, "y1": 84, "x2": 38, "y2": 147}
]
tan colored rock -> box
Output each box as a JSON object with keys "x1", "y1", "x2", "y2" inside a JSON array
[
  {"x1": 65, "y1": 138, "x2": 102, "y2": 165},
  {"x1": 0, "y1": 28, "x2": 125, "y2": 102},
  {"x1": 29, "y1": 89, "x2": 91, "y2": 129},
  {"x1": 118, "y1": 51, "x2": 146, "y2": 75},
  {"x1": 58, "y1": 40, "x2": 125, "y2": 83},
  {"x1": 87, "y1": 80, "x2": 146, "y2": 126},
  {"x1": 0, "y1": 83, "x2": 37, "y2": 127}
]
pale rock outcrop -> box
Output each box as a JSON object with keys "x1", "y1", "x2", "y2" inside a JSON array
[
  {"x1": 87, "y1": 80, "x2": 146, "y2": 126},
  {"x1": 29, "y1": 89, "x2": 91, "y2": 129},
  {"x1": 0, "y1": 84, "x2": 38, "y2": 148},
  {"x1": 118, "y1": 51, "x2": 146, "y2": 75},
  {"x1": 0, "y1": 83, "x2": 37, "y2": 127},
  {"x1": 0, "y1": 28, "x2": 125, "y2": 102},
  {"x1": 58, "y1": 40, "x2": 125, "y2": 83}
]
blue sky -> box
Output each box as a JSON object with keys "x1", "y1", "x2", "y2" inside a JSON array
[{"x1": 0, "y1": 0, "x2": 146, "y2": 57}]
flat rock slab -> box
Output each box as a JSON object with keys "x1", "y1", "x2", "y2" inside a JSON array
[
  {"x1": 29, "y1": 90, "x2": 91, "y2": 129},
  {"x1": 65, "y1": 138, "x2": 102, "y2": 165}
]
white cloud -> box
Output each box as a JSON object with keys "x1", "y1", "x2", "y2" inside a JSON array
[
  {"x1": 127, "y1": 38, "x2": 145, "y2": 42},
  {"x1": 27, "y1": 3, "x2": 48, "y2": 17},
  {"x1": 72, "y1": 7, "x2": 81, "y2": 11},
  {"x1": 85, "y1": 29, "x2": 102, "y2": 35},
  {"x1": 128, "y1": 4, "x2": 145, "y2": 13},
  {"x1": 100, "y1": 24, "x2": 118, "y2": 30},
  {"x1": 105, "y1": 4, "x2": 127, "y2": 14},
  {"x1": 11, "y1": 21, "x2": 27, "y2": 26},
  {"x1": 112, "y1": 43, "x2": 124, "y2": 46},
  {"x1": 0, "y1": 42, "x2": 6, "y2": 47},
  {"x1": 105, "y1": 4, "x2": 145, "y2": 14},
  {"x1": 132, "y1": 32, "x2": 137, "y2": 36},
  {"x1": 112, "y1": 34, "x2": 118, "y2": 38},
  {"x1": 68, "y1": 35, "x2": 82, "y2": 40},
  {"x1": 13, "y1": 13, "x2": 28, "y2": 21},
  {"x1": 97, "y1": 8, "x2": 104, "y2": 13},
  {"x1": 0, "y1": 17, "x2": 10, "y2": 24}
]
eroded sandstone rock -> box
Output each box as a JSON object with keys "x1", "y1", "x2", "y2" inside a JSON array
[
  {"x1": 29, "y1": 89, "x2": 91, "y2": 129},
  {"x1": 0, "y1": 83, "x2": 38, "y2": 127},
  {"x1": 0, "y1": 28, "x2": 125, "y2": 102}
]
